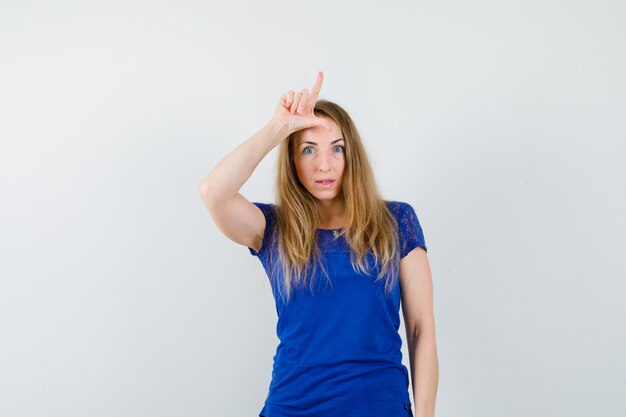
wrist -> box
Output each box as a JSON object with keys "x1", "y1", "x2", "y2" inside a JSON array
[{"x1": 267, "y1": 118, "x2": 292, "y2": 141}]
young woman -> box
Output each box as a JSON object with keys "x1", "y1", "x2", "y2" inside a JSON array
[{"x1": 199, "y1": 71, "x2": 438, "y2": 417}]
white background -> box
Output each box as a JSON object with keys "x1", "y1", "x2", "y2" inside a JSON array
[{"x1": 1, "y1": 1, "x2": 625, "y2": 416}]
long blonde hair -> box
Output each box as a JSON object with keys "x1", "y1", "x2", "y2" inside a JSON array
[{"x1": 266, "y1": 100, "x2": 401, "y2": 303}]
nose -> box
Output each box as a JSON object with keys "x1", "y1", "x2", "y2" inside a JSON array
[{"x1": 317, "y1": 152, "x2": 331, "y2": 172}]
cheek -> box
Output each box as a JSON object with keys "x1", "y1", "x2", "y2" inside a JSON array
[{"x1": 294, "y1": 158, "x2": 309, "y2": 179}]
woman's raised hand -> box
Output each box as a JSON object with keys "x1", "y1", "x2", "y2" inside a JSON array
[{"x1": 272, "y1": 71, "x2": 331, "y2": 134}]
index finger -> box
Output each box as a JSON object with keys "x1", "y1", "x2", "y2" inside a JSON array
[{"x1": 309, "y1": 70, "x2": 324, "y2": 103}]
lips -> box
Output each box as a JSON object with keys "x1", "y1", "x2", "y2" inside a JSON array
[
  {"x1": 315, "y1": 178, "x2": 335, "y2": 183},
  {"x1": 316, "y1": 179, "x2": 335, "y2": 188}
]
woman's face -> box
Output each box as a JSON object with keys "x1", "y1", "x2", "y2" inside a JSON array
[{"x1": 293, "y1": 117, "x2": 345, "y2": 203}]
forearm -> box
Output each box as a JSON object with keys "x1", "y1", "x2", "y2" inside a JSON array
[
  {"x1": 407, "y1": 328, "x2": 439, "y2": 417},
  {"x1": 199, "y1": 119, "x2": 289, "y2": 206}
]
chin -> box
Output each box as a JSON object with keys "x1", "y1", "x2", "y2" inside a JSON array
[
  {"x1": 315, "y1": 195, "x2": 338, "y2": 201},
  {"x1": 311, "y1": 190, "x2": 342, "y2": 201}
]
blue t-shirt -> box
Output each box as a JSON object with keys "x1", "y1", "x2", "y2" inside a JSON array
[{"x1": 248, "y1": 201, "x2": 427, "y2": 417}]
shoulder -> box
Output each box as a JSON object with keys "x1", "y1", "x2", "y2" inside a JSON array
[
  {"x1": 384, "y1": 200, "x2": 414, "y2": 220},
  {"x1": 250, "y1": 201, "x2": 278, "y2": 220},
  {"x1": 251, "y1": 202, "x2": 279, "y2": 234},
  {"x1": 248, "y1": 202, "x2": 279, "y2": 258},
  {"x1": 384, "y1": 200, "x2": 427, "y2": 256},
  {"x1": 384, "y1": 200, "x2": 423, "y2": 227},
  {"x1": 251, "y1": 201, "x2": 277, "y2": 216}
]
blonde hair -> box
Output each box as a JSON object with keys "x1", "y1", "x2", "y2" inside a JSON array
[{"x1": 266, "y1": 100, "x2": 401, "y2": 304}]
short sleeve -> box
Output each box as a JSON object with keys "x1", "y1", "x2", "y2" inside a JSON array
[
  {"x1": 399, "y1": 202, "x2": 427, "y2": 258},
  {"x1": 247, "y1": 202, "x2": 277, "y2": 259}
]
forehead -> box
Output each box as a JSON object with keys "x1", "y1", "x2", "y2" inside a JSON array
[{"x1": 297, "y1": 118, "x2": 343, "y2": 145}]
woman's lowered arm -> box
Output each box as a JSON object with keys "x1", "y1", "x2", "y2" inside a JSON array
[{"x1": 400, "y1": 247, "x2": 439, "y2": 417}]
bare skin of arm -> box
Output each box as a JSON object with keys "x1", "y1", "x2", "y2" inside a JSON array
[
  {"x1": 199, "y1": 71, "x2": 331, "y2": 251},
  {"x1": 400, "y1": 247, "x2": 439, "y2": 417}
]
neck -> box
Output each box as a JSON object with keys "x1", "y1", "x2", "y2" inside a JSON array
[{"x1": 316, "y1": 198, "x2": 345, "y2": 228}]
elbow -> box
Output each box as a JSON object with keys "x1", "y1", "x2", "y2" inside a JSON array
[
  {"x1": 198, "y1": 180, "x2": 209, "y2": 195},
  {"x1": 407, "y1": 327, "x2": 420, "y2": 345},
  {"x1": 406, "y1": 320, "x2": 436, "y2": 344},
  {"x1": 198, "y1": 180, "x2": 210, "y2": 195},
  {"x1": 198, "y1": 181, "x2": 217, "y2": 206},
  {"x1": 198, "y1": 181, "x2": 230, "y2": 211}
]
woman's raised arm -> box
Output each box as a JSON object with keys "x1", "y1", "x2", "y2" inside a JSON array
[{"x1": 198, "y1": 71, "x2": 329, "y2": 250}]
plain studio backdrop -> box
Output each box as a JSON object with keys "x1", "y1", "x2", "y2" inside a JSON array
[{"x1": 1, "y1": 1, "x2": 624, "y2": 416}]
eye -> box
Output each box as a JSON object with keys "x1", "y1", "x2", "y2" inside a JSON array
[
  {"x1": 334, "y1": 145, "x2": 345, "y2": 153},
  {"x1": 303, "y1": 146, "x2": 314, "y2": 154}
]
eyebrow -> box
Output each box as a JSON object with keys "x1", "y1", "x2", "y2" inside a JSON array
[{"x1": 300, "y1": 138, "x2": 345, "y2": 146}]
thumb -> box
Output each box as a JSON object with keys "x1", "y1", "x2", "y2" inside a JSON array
[
  {"x1": 291, "y1": 115, "x2": 329, "y2": 132},
  {"x1": 306, "y1": 115, "x2": 332, "y2": 131},
  {"x1": 319, "y1": 117, "x2": 333, "y2": 131}
]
